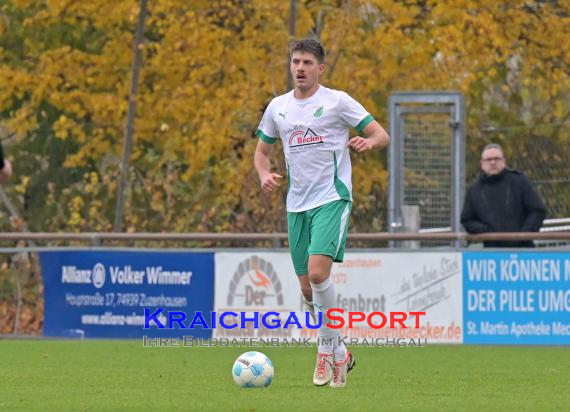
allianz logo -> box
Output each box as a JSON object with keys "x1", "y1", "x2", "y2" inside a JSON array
[
  {"x1": 61, "y1": 264, "x2": 192, "y2": 288},
  {"x1": 61, "y1": 263, "x2": 107, "y2": 288}
]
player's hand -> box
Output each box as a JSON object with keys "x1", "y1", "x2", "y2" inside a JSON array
[
  {"x1": 260, "y1": 173, "x2": 283, "y2": 193},
  {"x1": 349, "y1": 136, "x2": 373, "y2": 153}
]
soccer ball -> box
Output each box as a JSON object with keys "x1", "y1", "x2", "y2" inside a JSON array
[{"x1": 232, "y1": 351, "x2": 274, "y2": 388}]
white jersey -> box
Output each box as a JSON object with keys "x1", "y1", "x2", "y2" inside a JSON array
[{"x1": 256, "y1": 85, "x2": 373, "y2": 212}]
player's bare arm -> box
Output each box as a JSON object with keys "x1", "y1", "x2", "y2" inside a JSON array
[
  {"x1": 348, "y1": 120, "x2": 390, "y2": 153},
  {"x1": 254, "y1": 139, "x2": 283, "y2": 193}
]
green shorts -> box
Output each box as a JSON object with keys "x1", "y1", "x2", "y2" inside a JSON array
[{"x1": 287, "y1": 199, "x2": 352, "y2": 276}]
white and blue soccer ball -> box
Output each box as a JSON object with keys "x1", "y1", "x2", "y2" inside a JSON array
[{"x1": 232, "y1": 351, "x2": 274, "y2": 388}]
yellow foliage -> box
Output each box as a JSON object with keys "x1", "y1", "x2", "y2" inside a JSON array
[{"x1": 0, "y1": 0, "x2": 567, "y2": 233}]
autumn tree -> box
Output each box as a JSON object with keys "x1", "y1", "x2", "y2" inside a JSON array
[{"x1": 0, "y1": 0, "x2": 568, "y2": 237}]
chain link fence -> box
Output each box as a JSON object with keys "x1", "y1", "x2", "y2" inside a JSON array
[
  {"x1": 388, "y1": 92, "x2": 465, "y2": 247},
  {"x1": 402, "y1": 113, "x2": 455, "y2": 230}
]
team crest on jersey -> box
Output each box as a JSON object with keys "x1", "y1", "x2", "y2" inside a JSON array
[{"x1": 313, "y1": 105, "x2": 324, "y2": 118}]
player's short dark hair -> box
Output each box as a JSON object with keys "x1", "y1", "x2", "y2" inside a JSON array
[{"x1": 289, "y1": 38, "x2": 325, "y2": 63}]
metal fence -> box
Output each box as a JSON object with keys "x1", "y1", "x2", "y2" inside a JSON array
[
  {"x1": 389, "y1": 92, "x2": 570, "y2": 242},
  {"x1": 388, "y1": 92, "x2": 465, "y2": 247},
  {"x1": 402, "y1": 113, "x2": 454, "y2": 229}
]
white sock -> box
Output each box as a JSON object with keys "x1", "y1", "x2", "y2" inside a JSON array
[
  {"x1": 334, "y1": 342, "x2": 347, "y2": 362},
  {"x1": 311, "y1": 276, "x2": 345, "y2": 356}
]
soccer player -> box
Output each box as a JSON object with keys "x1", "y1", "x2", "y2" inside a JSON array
[{"x1": 253, "y1": 38, "x2": 390, "y2": 388}]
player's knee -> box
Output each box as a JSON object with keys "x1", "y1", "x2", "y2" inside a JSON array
[{"x1": 308, "y1": 270, "x2": 328, "y2": 285}]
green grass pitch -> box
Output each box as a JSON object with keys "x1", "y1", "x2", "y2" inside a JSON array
[{"x1": 0, "y1": 340, "x2": 568, "y2": 411}]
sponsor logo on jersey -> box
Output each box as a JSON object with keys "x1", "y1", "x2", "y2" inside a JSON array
[{"x1": 288, "y1": 128, "x2": 324, "y2": 148}]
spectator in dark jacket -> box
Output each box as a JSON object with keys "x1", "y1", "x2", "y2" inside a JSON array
[{"x1": 461, "y1": 143, "x2": 546, "y2": 247}]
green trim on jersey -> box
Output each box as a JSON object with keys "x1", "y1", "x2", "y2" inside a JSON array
[
  {"x1": 333, "y1": 152, "x2": 351, "y2": 200},
  {"x1": 356, "y1": 114, "x2": 374, "y2": 133},
  {"x1": 256, "y1": 129, "x2": 277, "y2": 144}
]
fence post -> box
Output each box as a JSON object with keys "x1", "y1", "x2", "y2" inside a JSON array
[{"x1": 401, "y1": 205, "x2": 421, "y2": 249}]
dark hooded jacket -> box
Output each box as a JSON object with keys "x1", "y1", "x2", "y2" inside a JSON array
[{"x1": 461, "y1": 169, "x2": 546, "y2": 247}]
